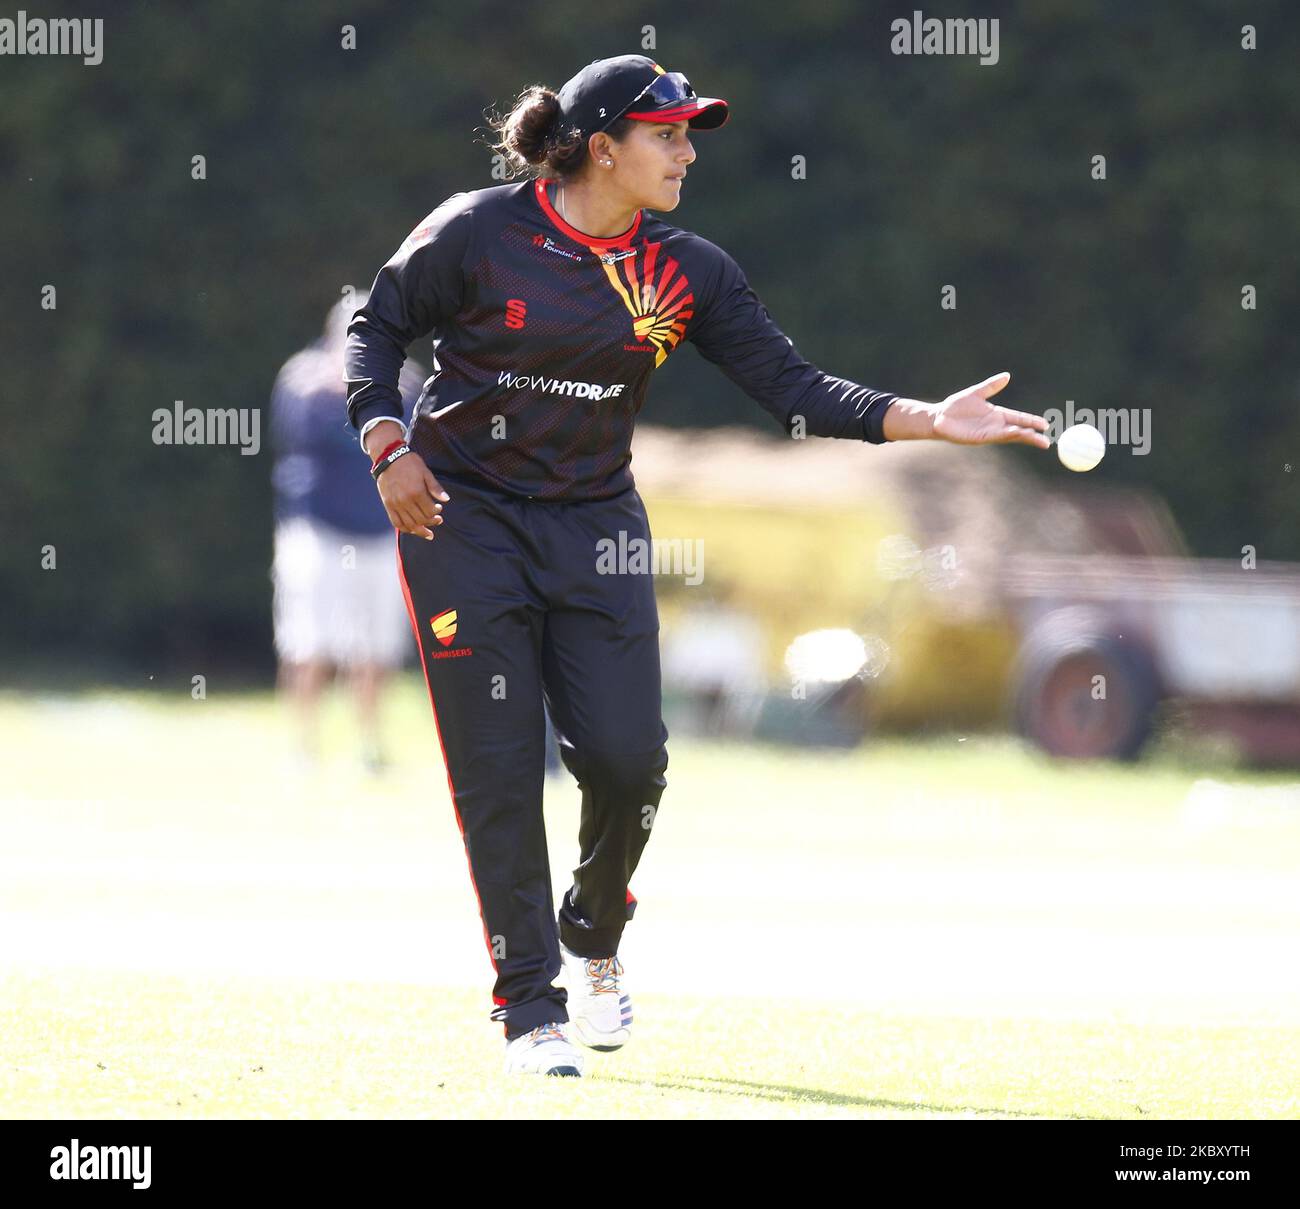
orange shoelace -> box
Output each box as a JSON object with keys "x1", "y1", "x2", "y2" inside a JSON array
[{"x1": 585, "y1": 956, "x2": 624, "y2": 994}]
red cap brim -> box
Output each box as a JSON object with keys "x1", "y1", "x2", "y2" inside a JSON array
[{"x1": 624, "y1": 97, "x2": 729, "y2": 130}]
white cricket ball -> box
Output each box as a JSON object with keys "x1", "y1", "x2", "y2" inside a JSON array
[{"x1": 1056, "y1": 423, "x2": 1106, "y2": 472}]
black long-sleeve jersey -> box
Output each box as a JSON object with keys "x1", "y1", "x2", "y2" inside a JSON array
[{"x1": 344, "y1": 177, "x2": 899, "y2": 500}]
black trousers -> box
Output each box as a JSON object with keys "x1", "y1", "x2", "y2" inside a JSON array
[{"x1": 396, "y1": 472, "x2": 669, "y2": 1040}]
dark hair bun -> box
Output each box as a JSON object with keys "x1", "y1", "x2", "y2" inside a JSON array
[
  {"x1": 483, "y1": 82, "x2": 621, "y2": 181},
  {"x1": 502, "y1": 85, "x2": 562, "y2": 166}
]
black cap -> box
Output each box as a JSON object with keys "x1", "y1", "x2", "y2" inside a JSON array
[{"x1": 554, "y1": 54, "x2": 729, "y2": 143}]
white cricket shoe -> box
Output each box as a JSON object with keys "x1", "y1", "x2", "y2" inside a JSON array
[
  {"x1": 502, "y1": 1022, "x2": 584, "y2": 1077},
  {"x1": 561, "y1": 944, "x2": 633, "y2": 1051}
]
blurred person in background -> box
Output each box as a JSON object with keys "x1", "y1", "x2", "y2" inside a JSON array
[
  {"x1": 660, "y1": 578, "x2": 766, "y2": 737},
  {"x1": 270, "y1": 292, "x2": 426, "y2": 774}
]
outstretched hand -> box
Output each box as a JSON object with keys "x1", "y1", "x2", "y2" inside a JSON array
[{"x1": 932, "y1": 372, "x2": 1050, "y2": 449}]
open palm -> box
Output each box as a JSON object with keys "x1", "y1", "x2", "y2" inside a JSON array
[{"x1": 932, "y1": 372, "x2": 1050, "y2": 448}]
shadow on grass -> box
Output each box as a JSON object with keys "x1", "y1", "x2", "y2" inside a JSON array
[{"x1": 596, "y1": 1073, "x2": 1108, "y2": 1118}]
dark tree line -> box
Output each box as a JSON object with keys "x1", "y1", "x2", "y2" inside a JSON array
[{"x1": 2, "y1": 1, "x2": 1295, "y2": 676}]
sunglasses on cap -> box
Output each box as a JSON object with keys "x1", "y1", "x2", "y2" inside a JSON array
[{"x1": 597, "y1": 71, "x2": 700, "y2": 131}]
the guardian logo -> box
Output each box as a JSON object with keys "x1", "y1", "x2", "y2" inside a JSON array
[
  {"x1": 498, "y1": 370, "x2": 626, "y2": 401},
  {"x1": 50, "y1": 1139, "x2": 151, "y2": 1189}
]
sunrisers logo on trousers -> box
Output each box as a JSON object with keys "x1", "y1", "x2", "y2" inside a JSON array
[
  {"x1": 428, "y1": 608, "x2": 472, "y2": 659},
  {"x1": 497, "y1": 370, "x2": 626, "y2": 401}
]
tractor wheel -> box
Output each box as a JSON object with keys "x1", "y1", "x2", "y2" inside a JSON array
[{"x1": 1012, "y1": 614, "x2": 1161, "y2": 760}]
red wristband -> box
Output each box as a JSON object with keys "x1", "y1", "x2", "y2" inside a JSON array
[{"x1": 369, "y1": 438, "x2": 407, "y2": 470}]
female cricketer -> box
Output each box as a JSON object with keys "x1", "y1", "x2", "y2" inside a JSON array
[{"x1": 343, "y1": 53, "x2": 1051, "y2": 1077}]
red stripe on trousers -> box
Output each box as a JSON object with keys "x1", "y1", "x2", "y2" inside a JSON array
[{"x1": 395, "y1": 533, "x2": 509, "y2": 1031}]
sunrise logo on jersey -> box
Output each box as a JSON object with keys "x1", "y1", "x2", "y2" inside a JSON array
[{"x1": 595, "y1": 240, "x2": 693, "y2": 367}]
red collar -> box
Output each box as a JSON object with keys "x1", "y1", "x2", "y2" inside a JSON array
[{"x1": 534, "y1": 178, "x2": 641, "y2": 248}]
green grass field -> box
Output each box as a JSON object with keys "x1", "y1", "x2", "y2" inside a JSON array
[{"x1": 3, "y1": 680, "x2": 1299, "y2": 1119}]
